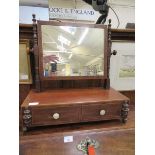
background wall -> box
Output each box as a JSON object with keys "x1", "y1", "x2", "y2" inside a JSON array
[
  {"x1": 19, "y1": 6, "x2": 49, "y2": 23},
  {"x1": 19, "y1": 0, "x2": 135, "y2": 29}
]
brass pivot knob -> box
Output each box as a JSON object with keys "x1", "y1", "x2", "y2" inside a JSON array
[
  {"x1": 100, "y1": 110, "x2": 106, "y2": 116},
  {"x1": 111, "y1": 50, "x2": 117, "y2": 55},
  {"x1": 53, "y1": 113, "x2": 60, "y2": 119}
]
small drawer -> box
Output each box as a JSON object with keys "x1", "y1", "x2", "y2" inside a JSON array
[
  {"x1": 82, "y1": 102, "x2": 122, "y2": 121},
  {"x1": 31, "y1": 105, "x2": 80, "y2": 126}
]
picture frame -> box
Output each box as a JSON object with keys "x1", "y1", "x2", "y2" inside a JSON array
[
  {"x1": 110, "y1": 40, "x2": 135, "y2": 91},
  {"x1": 19, "y1": 39, "x2": 32, "y2": 84}
]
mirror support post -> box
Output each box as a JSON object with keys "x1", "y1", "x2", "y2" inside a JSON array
[
  {"x1": 104, "y1": 19, "x2": 112, "y2": 89},
  {"x1": 32, "y1": 14, "x2": 41, "y2": 92}
]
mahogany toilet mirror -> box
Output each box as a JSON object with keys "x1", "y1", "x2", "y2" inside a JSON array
[{"x1": 21, "y1": 15, "x2": 130, "y2": 133}]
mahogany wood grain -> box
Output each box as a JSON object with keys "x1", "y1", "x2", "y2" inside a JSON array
[
  {"x1": 19, "y1": 84, "x2": 31, "y2": 106},
  {"x1": 21, "y1": 88, "x2": 128, "y2": 107},
  {"x1": 20, "y1": 129, "x2": 134, "y2": 155},
  {"x1": 32, "y1": 105, "x2": 81, "y2": 126},
  {"x1": 120, "y1": 90, "x2": 135, "y2": 105},
  {"x1": 40, "y1": 79, "x2": 103, "y2": 90},
  {"x1": 19, "y1": 24, "x2": 33, "y2": 40},
  {"x1": 20, "y1": 108, "x2": 134, "y2": 155},
  {"x1": 111, "y1": 28, "x2": 135, "y2": 41},
  {"x1": 82, "y1": 102, "x2": 122, "y2": 121},
  {"x1": 19, "y1": 24, "x2": 135, "y2": 41},
  {"x1": 20, "y1": 105, "x2": 134, "y2": 136},
  {"x1": 21, "y1": 88, "x2": 129, "y2": 130}
]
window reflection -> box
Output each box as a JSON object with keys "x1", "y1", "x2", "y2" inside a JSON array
[{"x1": 41, "y1": 25, "x2": 104, "y2": 77}]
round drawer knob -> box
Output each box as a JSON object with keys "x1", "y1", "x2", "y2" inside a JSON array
[
  {"x1": 53, "y1": 113, "x2": 60, "y2": 119},
  {"x1": 100, "y1": 110, "x2": 106, "y2": 116}
]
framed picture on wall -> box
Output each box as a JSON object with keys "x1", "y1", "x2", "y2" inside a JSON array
[
  {"x1": 19, "y1": 39, "x2": 32, "y2": 84},
  {"x1": 119, "y1": 54, "x2": 135, "y2": 78},
  {"x1": 110, "y1": 41, "x2": 135, "y2": 91}
]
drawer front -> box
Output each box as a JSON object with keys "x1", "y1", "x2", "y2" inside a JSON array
[
  {"x1": 82, "y1": 102, "x2": 122, "y2": 121},
  {"x1": 31, "y1": 105, "x2": 80, "y2": 126}
]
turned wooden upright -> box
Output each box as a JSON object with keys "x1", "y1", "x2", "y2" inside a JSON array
[{"x1": 32, "y1": 14, "x2": 41, "y2": 92}]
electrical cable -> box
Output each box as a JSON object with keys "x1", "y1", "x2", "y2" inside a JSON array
[
  {"x1": 96, "y1": 14, "x2": 107, "y2": 24},
  {"x1": 109, "y1": 5, "x2": 120, "y2": 28}
]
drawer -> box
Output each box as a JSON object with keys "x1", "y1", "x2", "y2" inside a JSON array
[
  {"x1": 31, "y1": 105, "x2": 80, "y2": 126},
  {"x1": 82, "y1": 102, "x2": 122, "y2": 121}
]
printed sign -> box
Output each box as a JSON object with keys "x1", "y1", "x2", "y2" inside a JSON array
[{"x1": 49, "y1": 7, "x2": 97, "y2": 21}]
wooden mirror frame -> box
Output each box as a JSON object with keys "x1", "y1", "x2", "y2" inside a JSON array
[{"x1": 32, "y1": 15, "x2": 112, "y2": 92}]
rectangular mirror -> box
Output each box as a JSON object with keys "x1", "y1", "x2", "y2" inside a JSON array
[{"x1": 38, "y1": 21, "x2": 108, "y2": 79}]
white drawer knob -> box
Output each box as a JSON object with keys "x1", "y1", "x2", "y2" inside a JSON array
[
  {"x1": 100, "y1": 110, "x2": 106, "y2": 116},
  {"x1": 53, "y1": 113, "x2": 60, "y2": 119}
]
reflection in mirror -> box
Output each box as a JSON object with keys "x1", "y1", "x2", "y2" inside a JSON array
[{"x1": 41, "y1": 25, "x2": 104, "y2": 77}]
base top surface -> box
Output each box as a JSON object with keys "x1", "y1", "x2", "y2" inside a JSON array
[{"x1": 21, "y1": 88, "x2": 129, "y2": 107}]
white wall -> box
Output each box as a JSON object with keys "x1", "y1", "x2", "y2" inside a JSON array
[
  {"x1": 19, "y1": 6, "x2": 49, "y2": 24},
  {"x1": 106, "y1": 5, "x2": 135, "y2": 28},
  {"x1": 19, "y1": 3, "x2": 135, "y2": 29}
]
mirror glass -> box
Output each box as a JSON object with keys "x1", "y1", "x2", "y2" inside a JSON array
[{"x1": 41, "y1": 25, "x2": 104, "y2": 77}]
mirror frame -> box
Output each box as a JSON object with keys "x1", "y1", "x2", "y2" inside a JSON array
[
  {"x1": 37, "y1": 21, "x2": 108, "y2": 81},
  {"x1": 19, "y1": 39, "x2": 32, "y2": 84}
]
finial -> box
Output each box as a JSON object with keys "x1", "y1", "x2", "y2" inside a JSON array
[
  {"x1": 108, "y1": 19, "x2": 112, "y2": 27},
  {"x1": 108, "y1": 19, "x2": 111, "y2": 24},
  {"x1": 32, "y1": 14, "x2": 36, "y2": 19},
  {"x1": 32, "y1": 14, "x2": 36, "y2": 23}
]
